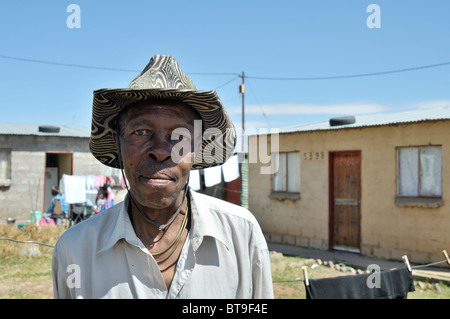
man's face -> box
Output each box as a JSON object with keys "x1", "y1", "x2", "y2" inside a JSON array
[{"x1": 115, "y1": 100, "x2": 199, "y2": 210}]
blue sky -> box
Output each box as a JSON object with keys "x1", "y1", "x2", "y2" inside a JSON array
[{"x1": 1, "y1": 1, "x2": 449, "y2": 141}]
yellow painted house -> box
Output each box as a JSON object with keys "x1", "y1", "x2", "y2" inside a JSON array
[{"x1": 248, "y1": 106, "x2": 450, "y2": 265}]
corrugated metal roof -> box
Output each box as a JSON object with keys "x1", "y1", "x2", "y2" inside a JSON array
[
  {"x1": 0, "y1": 123, "x2": 91, "y2": 138},
  {"x1": 277, "y1": 106, "x2": 450, "y2": 134}
]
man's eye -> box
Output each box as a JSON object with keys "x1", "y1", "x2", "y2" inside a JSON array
[{"x1": 133, "y1": 129, "x2": 150, "y2": 136}]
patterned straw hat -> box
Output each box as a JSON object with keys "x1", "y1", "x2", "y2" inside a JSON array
[{"x1": 89, "y1": 55, "x2": 236, "y2": 169}]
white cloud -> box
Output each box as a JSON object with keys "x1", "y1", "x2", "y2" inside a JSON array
[
  {"x1": 229, "y1": 100, "x2": 450, "y2": 117},
  {"x1": 408, "y1": 100, "x2": 450, "y2": 110},
  {"x1": 231, "y1": 120, "x2": 279, "y2": 130}
]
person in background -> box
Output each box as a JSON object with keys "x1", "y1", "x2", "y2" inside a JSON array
[
  {"x1": 84, "y1": 198, "x2": 97, "y2": 218},
  {"x1": 43, "y1": 187, "x2": 69, "y2": 224},
  {"x1": 72, "y1": 197, "x2": 97, "y2": 224},
  {"x1": 95, "y1": 185, "x2": 114, "y2": 213}
]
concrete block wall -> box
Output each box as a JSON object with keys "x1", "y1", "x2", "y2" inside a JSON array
[{"x1": 0, "y1": 134, "x2": 107, "y2": 222}]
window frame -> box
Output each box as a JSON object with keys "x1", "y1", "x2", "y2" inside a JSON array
[
  {"x1": 0, "y1": 148, "x2": 12, "y2": 187},
  {"x1": 271, "y1": 151, "x2": 300, "y2": 197},
  {"x1": 396, "y1": 145, "x2": 442, "y2": 200}
]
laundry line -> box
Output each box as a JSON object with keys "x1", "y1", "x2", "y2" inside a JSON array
[
  {"x1": 59, "y1": 174, "x2": 126, "y2": 204},
  {"x1": 189, "y1": 155, "x2": 241, "y2": 190},
  {"x1": 0, "y1": 237, "x2": 55, "y2": 248},
  {"x1": 1, "y1": 238, "x2": 448, "y2": 283},
  {"x1": 411, "y1": 259, "x2": 449, "y2": 269},
  {"x1": 274, "y1": 250, "x2": 450, "y2": 284}
]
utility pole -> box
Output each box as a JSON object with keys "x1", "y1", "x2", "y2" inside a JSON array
[
  {"x1": 238, "y1": 71, "x2": 247, "y2": 208},
  {"x1": 239, "y1": 72, "x2": 245, "y2": 153}
]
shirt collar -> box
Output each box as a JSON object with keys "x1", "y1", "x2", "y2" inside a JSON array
[
  {"x1": 188, "y1": 188, "x2": 230, "y2": 252},
  {"x1": 97, "y1": 189, "x2": 230, "y2": 254},
  {"x1": 97, "y1": 195, "x2": 143, "y2": 254}
]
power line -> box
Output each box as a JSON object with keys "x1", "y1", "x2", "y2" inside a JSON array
[
  {"x1": 0, "y1": 54, "x2": 239, "y2": 76},
  {"x1": 213, "y1": 75, "x2": 241, "y2": 90},
  {"x1": 246, "y1": 61, "x2": 450, "y2": 81},
  {"x1": 0, "y1": 54, "x2": 140, "y2": 73},
  {"x1": 1, "y1": 54, "x2": 449, "y2": 80},
  {"x1": 189, "y1": 72, "x2": 240, "y2": 76},
  {"x1": 246, "y1": 78, "x2": 271, "y2": 127}
]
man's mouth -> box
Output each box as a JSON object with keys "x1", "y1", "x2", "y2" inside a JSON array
[{"x1": 140, "y1": 173, "x2": 175, "y2": 186}]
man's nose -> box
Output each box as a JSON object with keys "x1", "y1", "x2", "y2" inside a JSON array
[{"x1": 147, "y1": 135, "x2": 172, "y2": 162}]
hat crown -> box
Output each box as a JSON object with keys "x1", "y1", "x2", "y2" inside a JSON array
[{"x1": 128, "y1": 55, "x2": 197, "y2": 91}]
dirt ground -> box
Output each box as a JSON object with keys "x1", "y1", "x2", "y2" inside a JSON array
[
  {"x1": 0, "y1": 279, "x2": 53, "y2": 299},
  {"x1": 1, "y1": 278, "x2": 296, "y2": 299}
]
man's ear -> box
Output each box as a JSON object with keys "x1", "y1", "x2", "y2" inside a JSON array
[
  {"x1": 111, "y1": 131, "x2": 120, "y2": 153},
  {"x1": 112, "y1": 130, "x2": 125, "y2": 169}
]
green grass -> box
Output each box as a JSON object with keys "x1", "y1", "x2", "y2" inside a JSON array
[
  {"x1": 0, "y1": 224, "x2": 64, "y2": 299},
  {"x1": 1, "y1": 224, "x2": 449, "y2": 299}
]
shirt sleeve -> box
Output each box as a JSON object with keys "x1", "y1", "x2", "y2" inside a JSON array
[
  {"x1": 252, "y1": 246, "x2": 274, "y2": 298},
  {"x1": 249, "y1": 221, "x2": 274, "y2": 299},
  {"x1": 52, "y1": 240, "x2": 72, "y2": 298}
]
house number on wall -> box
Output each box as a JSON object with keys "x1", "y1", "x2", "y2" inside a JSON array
[{"x1": 303, "y1": 151, "x2": 325, "y2": 160}]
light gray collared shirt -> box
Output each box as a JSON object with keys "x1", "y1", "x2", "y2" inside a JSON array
[{"x1": 52, "y1": 189, "x2": 273, "y2": 299}]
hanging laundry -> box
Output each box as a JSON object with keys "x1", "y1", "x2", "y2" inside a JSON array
[
  {"x1": 94, "y1": 175, "x2": 104, "y2": 188},
  {"x1": 62, "y1": 174, "x2": 87, "y2": 204},
  {"x1": 222, "y1": 155, "x2": 240, "y2": 182},
  {"x1": 189, "y1": 170, "x2": 200, "y2": 190},
  {"x1": 59, "y1": 176, "x2": 65, "y2": 194},
  {"x1": 105, "y1": 176, "x2": 115, "y2": 186},
  {"x1": 305, "y1": 267, "x2": 415, "y2": 299},
  {"x1": 86, "y1": 175, "x2": 95, "y2": 190},
  {"x1": 203, "y1": 165, "x2": 222, "y2": 187},
  {"x1": 106, "y1": 185, "x2": 114, "y2": 201}
]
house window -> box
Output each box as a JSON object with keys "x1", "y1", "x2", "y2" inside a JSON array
[
  {"x1": 0, "y1": 149, "x2": 11, "y2": 186},
  {"x1": 272, "y1": 152, "x2": 300, "y2": 193},
  {"x1": 397, "y1": 146, "x2": 442, "y2": 198}
]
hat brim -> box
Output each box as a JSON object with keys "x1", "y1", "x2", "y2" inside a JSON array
[{"x1": 90, "y1": 88, "x2": 236, "y2": 169}]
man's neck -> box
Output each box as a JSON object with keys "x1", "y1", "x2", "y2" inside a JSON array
[
  {"x1": 129, "y1": 194, "x2": 190, "y2": 289},
  {"x1": 128, "y1": 194, "x2": 188, "y2": 244}
]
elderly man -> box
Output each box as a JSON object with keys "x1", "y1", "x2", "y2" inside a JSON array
[{"x1": 52, "y1": 55, "x2": 273, "y2": 299}]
